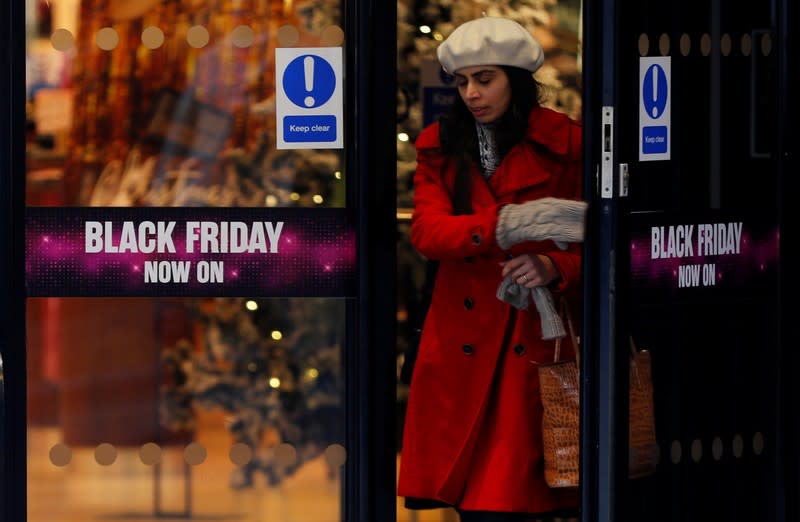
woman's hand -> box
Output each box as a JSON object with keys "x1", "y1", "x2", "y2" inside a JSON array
[{"x1": 500, "y1": 253, "x2": 560, "y2": 288}]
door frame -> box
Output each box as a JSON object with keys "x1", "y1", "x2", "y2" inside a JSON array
[
  {"x1": 344, "y1": 0, "x2": 398, "y2": 521},
  {"x1": 1, "y1": 0, "x2": 28, "y2": 520},
  {"x1": 580, "y1": 0, "x2": 631, "y2": 519}
]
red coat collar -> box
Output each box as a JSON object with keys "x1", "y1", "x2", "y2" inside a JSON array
[
  {"x1": 415, "y1": 105, "x2": 576, "y2": 158},
  {"x1": 415, "y1": 106, "x2": 579, "y2": 198}
]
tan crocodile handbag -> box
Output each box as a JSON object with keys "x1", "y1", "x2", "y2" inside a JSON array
[
  {"x1": 538, "y1": 299, "x2": 581, "y2": 488},
  {"x1": 538, "y1": 300, "x2": 658, "y2": 488}
]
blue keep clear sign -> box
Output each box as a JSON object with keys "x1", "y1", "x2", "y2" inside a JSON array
[
  {"x1": 276, "y1": 47, "x2": 343, "y2": 149},
  {"x1": 639, "y1": 57, "x2": 671, "y2": 161}
]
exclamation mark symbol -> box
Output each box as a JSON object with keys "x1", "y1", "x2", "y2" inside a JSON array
[
  {"x1": 651, "y1": 66, "x2": 658, "y2": 118},
  {"x1": 304, "y1": 56, "x2": 315, "y2": 107}
]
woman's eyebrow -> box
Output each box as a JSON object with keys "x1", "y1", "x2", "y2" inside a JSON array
[{"x1": 454, "y1": 69, "x2": 497, "y2": 80}]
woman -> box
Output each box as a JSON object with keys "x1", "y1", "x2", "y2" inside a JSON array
[{"x1": 398, "y1": 16, "x2": 583, "y2": 522}]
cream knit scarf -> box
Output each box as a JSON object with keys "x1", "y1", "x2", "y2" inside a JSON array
[{"x1": 475, "y1": 121, "x2": 499, "y2": 178}]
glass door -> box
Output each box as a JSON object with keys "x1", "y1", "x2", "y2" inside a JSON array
[
  {"x1": 21, "y1": 1, "x2": 353, "y2": 521},
  {"x1": 582, "y1": 0, "x2": 790, "y2": 520}
]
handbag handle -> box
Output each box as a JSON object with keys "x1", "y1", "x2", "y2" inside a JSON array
[
  {"x1": 553, "y1": 297, "x2": 580, "y2": 367},
  {"x1": 629, "y1": 335, "x2": 644, "y2": 390}
]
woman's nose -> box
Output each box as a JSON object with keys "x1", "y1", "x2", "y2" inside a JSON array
[{"x1": 465, "y1": 82, "x2": 479, "y2": 99}]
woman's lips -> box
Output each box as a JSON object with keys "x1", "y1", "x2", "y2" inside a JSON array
[{"x1": 470, "y1": 107, "x2": 488, "y2": 117}]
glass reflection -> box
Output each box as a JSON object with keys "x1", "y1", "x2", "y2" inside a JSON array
[{"x1": 25, "y1": 0, "x2": 345, "y2": 210}]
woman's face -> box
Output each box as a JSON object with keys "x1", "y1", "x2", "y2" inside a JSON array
[{"x1": 454, "y1": 65, "x2": 512, "y2": 124}]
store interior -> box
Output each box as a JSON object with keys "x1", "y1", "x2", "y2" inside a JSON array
[{"x1": 23, "y1": 0, "x2": 582, "y2": 521}]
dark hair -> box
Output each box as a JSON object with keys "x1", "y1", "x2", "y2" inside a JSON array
[{"x1": 439, "y1": 66, "x2": 544, "y2": 215}]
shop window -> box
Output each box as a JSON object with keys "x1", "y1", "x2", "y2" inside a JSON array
[{"x1": 25, "y1": 1, "x2": 347, "y2": 520}]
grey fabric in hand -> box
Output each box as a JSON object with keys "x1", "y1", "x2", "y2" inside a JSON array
[
  {"x1": 496, "y1": 275, "x2": 531, "y2": 310},
  {"x1": 496, "y1": 277, "x2": 566, "y2": 340},
  {"x1": 531, "y1": 286, "x2": 566, "y2": 340},
  {"x1": 496, "y1": 197, "x2": 588, "y2": 250}
]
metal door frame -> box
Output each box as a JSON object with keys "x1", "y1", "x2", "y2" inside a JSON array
[
  {"x1": 581, "y1": 0, "x2": 631, "y2": 519},
  {"x1": 1, "y1": 0, "x2": 28, "y2": 519},
  {"x1": 344, "y1": 0, "x2": 398, "y2": 521}
]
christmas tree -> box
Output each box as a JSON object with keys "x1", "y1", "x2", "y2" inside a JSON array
[{"x1": 160, "y1": 297, "x2": 345, "y2": 489}]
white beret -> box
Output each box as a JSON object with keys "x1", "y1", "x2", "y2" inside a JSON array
[{"x1": 437, "y1": 17, "x2": 545, "y2": 74}]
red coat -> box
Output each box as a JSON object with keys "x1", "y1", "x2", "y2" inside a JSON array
[{"x1": 398, "y1": 106, "x2": 582, "y2": 514}]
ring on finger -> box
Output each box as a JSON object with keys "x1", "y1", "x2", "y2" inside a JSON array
[{"x1": 521, "y1": 274, "x2": 529, "y2": 283}]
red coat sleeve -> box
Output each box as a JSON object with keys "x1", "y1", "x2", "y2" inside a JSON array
[
  {"x1": 409, "y1": 147, "x2": 501, "y2": 261},
  {"x1": 536, "y1": 118, "x2": 583, "y2": 293}
]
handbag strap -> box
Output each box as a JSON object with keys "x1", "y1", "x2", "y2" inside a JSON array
[{"x1": 553, "y1": 297, "x2": 581, "y2": 367}]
